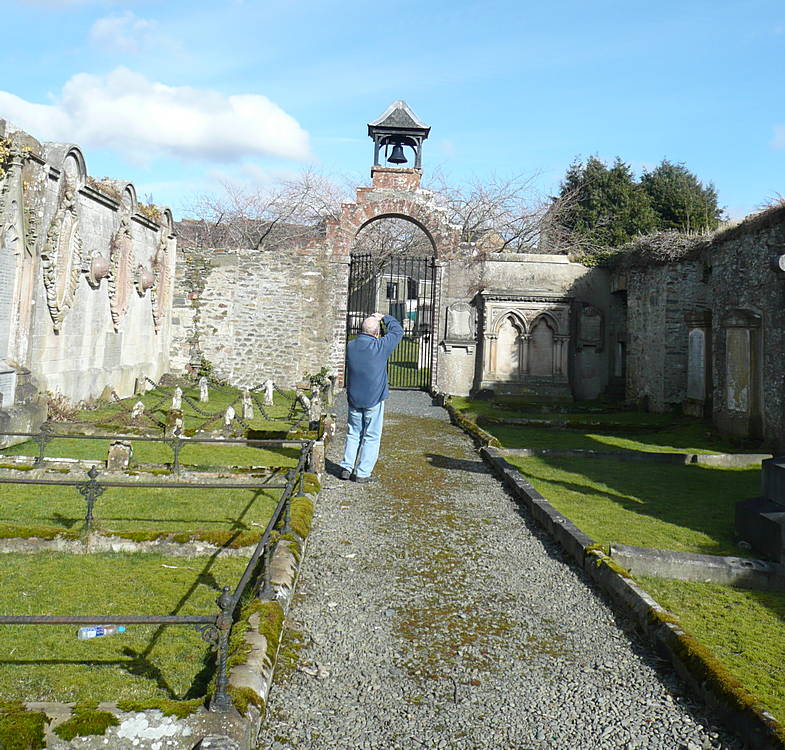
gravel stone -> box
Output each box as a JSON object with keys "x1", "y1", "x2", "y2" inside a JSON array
[{"x1": 260, "y1": 392, "x2": 743, "y2": 750}]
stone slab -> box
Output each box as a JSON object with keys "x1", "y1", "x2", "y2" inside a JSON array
[
  {"x1": 610, "y1": 543, "x2": 785, "y2": 591},
  {"x1": 736, "y1": 495, "x2": 785, "y2": 563},
  {"x1": 762, "y1": 457, "x2": 785, "y2": 505}
]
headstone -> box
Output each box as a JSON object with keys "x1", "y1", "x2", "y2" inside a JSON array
[
  {"x1": 308, "y1": 392, "x2": 322, "y2": 424},
  {"x1": 107, "y1": 441, "x2": 133, "y2": 471},
  {"x1": 172, "y1": 386, "x2": 183, "y2": 410},
  {"x1": 199, "y1": 376, "x2": 209, "y2": 403},
  {"x1": 417, "y1": 333, "x2": 431, "y2": 370},
  {"x1": 296, "y1": 389, "x2": 310, "y2": 410},
  {"x1": 224, "y1": 406, "x2": 235, "y2": 427},
  {"x1": 263, "y1": 379, "x2": 274, "y2": 407},
  {"x1": 131, "y1": 400, "x2": 145, "y2": 420},
  {"x1": 725, "y1": 327, "x2": 751, "y2": 412},
  {"x1": 578, "y1": 304, "x2": 602, "y2": 349},
  {"x1": 165, "y1": 409, "x2": 183, "y2": 437},
  {"x1": 242, "y1": 390, "x2": 253, "y2": 420},
  {"x1": 686, "y1": 328, "x2": 707, "y2": 401}
]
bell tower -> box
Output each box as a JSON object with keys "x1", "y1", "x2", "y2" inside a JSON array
[{"x1": 368, "y1": 100, "x2": 430, "y2": 190}]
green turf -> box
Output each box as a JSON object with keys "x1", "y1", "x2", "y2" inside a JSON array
[
  {"x1": 0, "y1": 552, "x2": 248, "y2": 703},
  {"x1": 506, "y1": 456, "x2": 759, "y2": 555},
  {"x1": 0, "y1": 483, "x2": 280, "y2": 546},
  {"x1": 0, "y1": 437, "x2": 299, "y2": 469},
  {"x1": 388, "y1": 335, "x2": 429, "y2": 388},
  {"x1": 637, "y1": 577, "x2": 785, "y2": 725}
]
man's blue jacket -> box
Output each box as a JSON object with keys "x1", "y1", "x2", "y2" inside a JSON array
[{"x1": 345, "y1": 315, "x2": 403, "y2": 409}]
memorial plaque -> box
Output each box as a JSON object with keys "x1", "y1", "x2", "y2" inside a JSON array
[
  {"x1": 0, "y1": 243, "x2": 18, "y2": 359},
  {"x1": 725, "y1": 327, "x2": 750, "y2": 412},
  {"x1": 446, "y1": 302, "x2": 473, "y2": 340},
  {"x1": 687, "y1": 328, "x2": 706, "y2": 401},
  {"x1": 103, "y1": 332, "x2": 124, "y2": 369},
  {"x1": 0, "y1": 370, "x2": 16, "y2": 408}
]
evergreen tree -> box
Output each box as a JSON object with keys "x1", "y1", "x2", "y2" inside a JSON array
[
  {"x1": 558, "y1": 156, "x2": 657, "y2": 247},
  {"x1": 640, "y1": 159, "x2": 723, "y2": 233}
]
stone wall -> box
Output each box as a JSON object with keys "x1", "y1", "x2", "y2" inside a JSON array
[
  {"x1": 0, "y1": 120, "x2": 175, "y2": 416},
  {"x1": 170, "y1": 242, "x2": 347, "y2": 387},
  {"x1": 618, "y1": 206, "x2": 785, "y2": 449}
]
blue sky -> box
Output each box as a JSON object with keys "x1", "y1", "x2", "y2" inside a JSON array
[{"x1": 2, "y1": 0, "x2": 783, "y2": 220}]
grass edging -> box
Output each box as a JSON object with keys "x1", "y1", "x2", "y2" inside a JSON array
[
  {"x1": 444, "y1": 400, "x2": 500, "y2": 448},
  {"x1": 477, "y1": 444, "x2": 785, "y2": 750}
]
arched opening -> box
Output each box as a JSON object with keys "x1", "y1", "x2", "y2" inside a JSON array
[
  {"x1": 529, "y1": 315, "x2": 556, "y2": 377},
  {"x1": 346, "y1": 216, "x2": 437, "y2": 389},
  {"x1": 494, "y1": 314, "x2": 524, "y2": 381}
]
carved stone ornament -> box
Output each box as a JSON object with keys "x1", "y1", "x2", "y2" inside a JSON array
[
  {"x1": 108, "y1": 214, "x2": 134, "y2": 332},
  {"x1": 135, "y1": 264, "x2": 155, "y2": 297},
  {"x1": 87, "y1": 254, "x2": 110, "y2": 287},
  {"x1": 41, "y1": 182, "x2": 82, "y2": 332},
  {"x1": 150, "y1": 233, "x2": 170, "y2": 333}
]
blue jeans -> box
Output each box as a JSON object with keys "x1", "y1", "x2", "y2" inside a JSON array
[{"x1": 340, "y1": 401, "x2": 385, "y2": 478}]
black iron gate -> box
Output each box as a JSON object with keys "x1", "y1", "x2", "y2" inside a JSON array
[{"x1": 346, "y1": 253, "x2": 438, "y2": 389}]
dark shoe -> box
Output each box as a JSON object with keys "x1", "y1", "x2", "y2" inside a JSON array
[
  {"x1": 339, "y1": 469, "x2": 352, "y2": 480},
  {"x1": 353, "y1": 475, "x2": 378, "y2": 484}
]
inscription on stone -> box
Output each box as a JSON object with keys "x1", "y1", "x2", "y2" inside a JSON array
[
  {"x1": 0, "y1": 371, "x2": 16, "y2": 408},
  {"x1": 103, "y1": 332, "x2": 124, "y2": 370},
  {"x1": 446, "y1": 302, "x2": 473, "y2": 340},
  {"x1": 0, "y1": 243, "x2": 18, "y2": 358}
]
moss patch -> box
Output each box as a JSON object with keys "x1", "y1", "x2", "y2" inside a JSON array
[
  {"x1": 115, "y1": 697, "x2": 203, "y2": 718},
  {"x1": 0, "y1": 701, "x2": 48, "y2": 750},
  {"x1": 53, "y1": 704, "x2": 119, "y2": 740},
  {"x1": 289, "y1": 495, "x2": 314, "y2": 539}
]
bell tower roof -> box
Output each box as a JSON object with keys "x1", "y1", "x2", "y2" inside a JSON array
[{"x1": 368, "y1": 100, "x2": 430, "y2": 135}]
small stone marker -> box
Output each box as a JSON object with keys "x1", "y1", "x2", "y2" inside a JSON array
[
  {"x1": 263, "y1": 379, "x2": 274, "y2": 406},
  {"x1": 199, "y1": 376, "x2": 209, "y2": 403},
  {"x1": 165, "y1": 409, "x2": 183, "y2": 437},
  {"x1": 309, "y1": 392, "x2": 322, "y2": 425},
  {"x1": 131, "y1": 400, "x2": 145, "y2": 420},
  {"x1": 296, "y1": 389, "x2": 310, "y2": 411},
  {"x1": 172, "y1": 386, "x2": 183, "y2": 410},
  {"x1": 242, "y1": 390, "x2": 253, "y2": 420},
  {"x1": 224, "y1": 405, "x2": 235, "y2": 428},
  {"x1": 107, "y1": 441, "x2": 133, "y2": 471}
]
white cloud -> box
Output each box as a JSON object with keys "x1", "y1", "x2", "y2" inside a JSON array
[
  {"x1": 772, "y1": 125, "x2": 785, "y2": 150},
  {"x1": 0, "y1": 68, "x2": 311, "y2": 163},
  {"x1": 89, "y1": 11, "x2": 168, "y2": 55}
]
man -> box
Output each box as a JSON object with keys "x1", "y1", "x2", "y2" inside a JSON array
[{"x1": 339, "y1": 312, "x2": 403, "y2": 483}]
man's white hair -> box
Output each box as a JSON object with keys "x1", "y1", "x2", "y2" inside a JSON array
[{"x1": 361, "y1": 316, "x2": 380, "y2": 336}]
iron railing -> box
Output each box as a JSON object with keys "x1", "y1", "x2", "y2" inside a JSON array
[{"x1": 0, "y1": 439, "x2": 313, "y2": 712}]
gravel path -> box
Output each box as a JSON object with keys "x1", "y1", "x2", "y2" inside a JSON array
[{"x1": 261, "y1": 392, "x2": 742, "y2": 750}]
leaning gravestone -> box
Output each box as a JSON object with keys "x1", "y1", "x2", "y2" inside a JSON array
[
  {"x1": 107, "y1": 441, "x2": 133, "y2": 471},
  {"x1": 736, "y1": 457, "x2": 785, "y2": 562}
]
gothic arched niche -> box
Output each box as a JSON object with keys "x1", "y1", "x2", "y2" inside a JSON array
[
  {"x1": 108, "y1": 213, "x2": 134, "y2": 332},
  {"x1": 495, "y1": 314, "x2": 524, "y2": 380},
  {"x1": 529, "y1": 315, "x2": 556, "y2": 377}
]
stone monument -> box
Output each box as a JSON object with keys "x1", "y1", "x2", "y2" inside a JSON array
[{"x1": 736, "y1": 457, "x2": 785, "y2": 562}]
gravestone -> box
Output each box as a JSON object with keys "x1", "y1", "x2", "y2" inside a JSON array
[
  {"x1": 263, "y1": 379, "x2": 274, "y2": 407},
  {"x1": 199, "y1": 376, "x2": 209, "y2": 403},
  {"x1": 736, "y1": 458, "x2": 785, "y2": 562},
  {"x1": 687, "y1": 329, "x2": 706, "y2": 400},
  {"x1": 131, "y1": 400, "x2": 145, "y2": 420},
  {"x1": 172, "y1": 386, "x2": 183, "y2": 410},
  {"x1": 107, "y1": 441, "x2": 133, "y2": 471},
  {"x1": 242, "y1": 390, "x2": 253, "y2": 420}
]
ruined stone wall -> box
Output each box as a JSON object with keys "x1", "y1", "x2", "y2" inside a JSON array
[
  {"x1": 170, "y1": 242, "x2": 346, "y2": 387},
  {"x1": 0, "y1": 120, "x2": 175, "y2": 411},
  {"x1": 619, "y1": 206, "x2": 785, "y2": 448},
  {"x1": 623, "y1": 261, "x2": 706, "y2": 410}
]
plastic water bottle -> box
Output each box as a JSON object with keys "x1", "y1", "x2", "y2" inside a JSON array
[{"x1": 77, "y1": 625, "x2": 126, "y2": 640}]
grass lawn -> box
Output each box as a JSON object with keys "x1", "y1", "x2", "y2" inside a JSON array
[
  {"x1": 450, "y1": 397, "x2": 764, "y2": 454},
  {"x1": 1, "y1": 436, "x2": 300, "y2": 469},
  {"x1": 637, "y1": 576, "x2": 785, "y2": 725},
  {"x1": 506, "y1": 456, "x2": 759, "y2": 555},
  {"x1": 75, "y1": 384, "x2": 304, "y2": 434},
  {"x1": 0, "y1": 483, "x2": 281, "y2": 547},
  {"x1": 0, "y1": 552, "x2": 248, "y2": 703}
]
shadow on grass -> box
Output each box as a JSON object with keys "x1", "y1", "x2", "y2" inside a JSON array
[{"x1": 518, "y1": 456, "x2": 759, "y2": 556}]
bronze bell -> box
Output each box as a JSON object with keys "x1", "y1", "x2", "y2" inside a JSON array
[{"x1": 387, "y1": 143, "x2": 407, "y2": 164}]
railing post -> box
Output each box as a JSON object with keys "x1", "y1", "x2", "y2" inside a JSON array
[
  {"x1": 77, "y1": 466, "x2": 105, "y2": 531},
  {"x1": 282, "y1": 473, "x2": 294, "y2": 535},
  {"x1": 166, "y1": 427, "x2": 186, "y2": 474},
  {"x1": 34, "y1": 423, "x2": 54, "y2": 467},
  {"x1": 210, "y1": 586, "x2": 235, "y2": 712},
  {"x1": 257, "y1": 543, "x2": 276, "y2": 600}
]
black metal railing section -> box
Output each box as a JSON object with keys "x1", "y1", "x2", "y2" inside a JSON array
[
  {"x1": 0, "y1": 439, "x2": 313, "y2": 712},
  {"x1": 0, "y1": 428, "x2": 303, "y2": 473},
  {"x1": 346, "y1": 253, "x2": 437, "y2": 390}
]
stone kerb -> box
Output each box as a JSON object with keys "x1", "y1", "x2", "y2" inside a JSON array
[{"x1": 325, "y1": 185, "x2": 461, "y2": 258}]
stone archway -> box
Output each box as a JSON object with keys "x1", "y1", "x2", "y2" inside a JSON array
[{"x1": 326, "y1": 168, "x2": 462, "y2": 387}]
